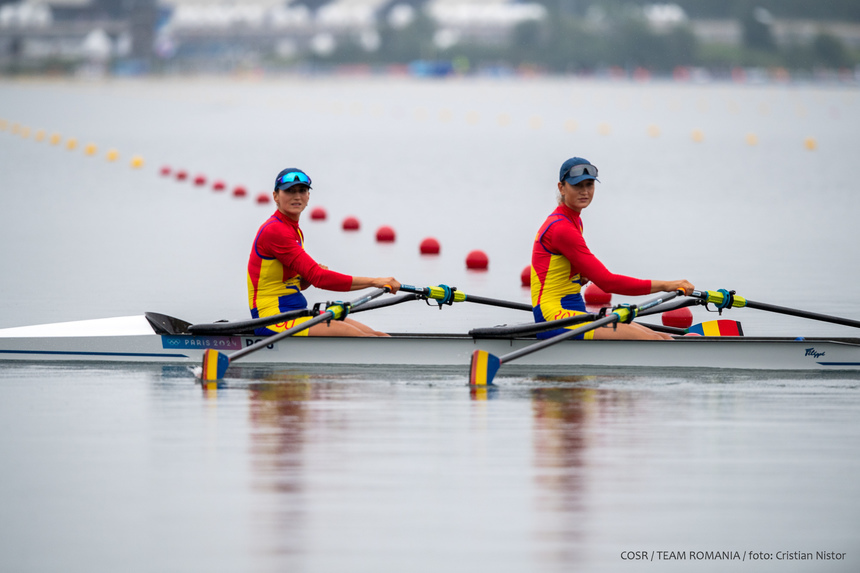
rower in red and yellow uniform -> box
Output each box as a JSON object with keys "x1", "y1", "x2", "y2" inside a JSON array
[
  {"x1": 531, "y1": 157, "x2": 694, "y2": 340},
  {"x1": 248, "y1": 167, "x2": 400, "y2": 337}
]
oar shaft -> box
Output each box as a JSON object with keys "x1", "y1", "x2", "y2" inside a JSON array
[
  {"x1": 351, "y1": 293, "x2": 419, "y2": 312},
  {"x1": 189, "y1": 308, "x2": 312, "y2": 335},
  {"x1": 497, "y1": 290, "x2": 684, "y2": 364},
  {"x1": 399, "y1": 284, "x2": 531, "y2": 311},
  {"x1": 693, "y1": 289, "x2": 860, "y2": 331},
  {"x1": 461, "y1": 294, "x2": 532, "y2": 312},
  {"x1": 229, "y1": 288, "x2": 389, "y2": 361},
  {"x1": 745, "y1": 299, "x2": 860, "y2": 329},
  {"x1": 500, "y1": 315, "x2": 617, "y2": 363}
]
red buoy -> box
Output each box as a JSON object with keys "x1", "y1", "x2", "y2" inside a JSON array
[
  {"x1": 212, "y1": 180, "x2": 226, "y2": 191},
  {"x1": 662, "y1": 307, "x2": 693, "y2": 329},
  {"x1": 342, "y1": 216, "x2": 360, "y2": 231},
  {"x1": 232, "y1": 186, "x2": 247, "y2": 198},
  {"x1": 193, "y1": 175, "x2": 207, "y2": 186},
  {"x1": 310, "y1": 207, "x2": 327, "y2": 221},
  {"x1": 255, "y1": 192, "x2": 270, "y2": 204},
  {"x1": 520, "y1": 265, "x2": 531, "y2": 287},
  {"x1": 160, "y1": 166, "x2": 172, "y2": 176},
  {"x1": 420, "y1": 237, "x2": 440, "y2": 255},
  {"x1": 175, "y1": 170, "x2": 188, "y2": 181},
  {"x1": 466, "y1": 250, "x2": 489, "y2": 270},
  {"x1": 584, "y1": 283, "x2": 611, "y2": 305},
  {"x1": 376, "y1": 225, "x2": 396, "y2": 242}
]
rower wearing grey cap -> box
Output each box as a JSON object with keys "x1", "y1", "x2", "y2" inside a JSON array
[{"x1": 529, "y1": 157, "x2": 694, "y2": 340}]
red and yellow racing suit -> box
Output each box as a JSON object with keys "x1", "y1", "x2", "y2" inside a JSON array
[
  {"x1": 248, "y1": 211, "x2": 353, "y2": 335},
  {"x1": 531, "y1": 204, "x2": 650, "y2": 339}
]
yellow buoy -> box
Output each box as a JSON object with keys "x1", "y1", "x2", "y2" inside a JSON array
[
  {"x1": 66, "y1": 138, "x2": 78, "y2": 150},
  {"x1": 465, "y1": 111, "x2": 480, "y2": 125},
  {"x1": 598, "y1": 123, "x2": 611, "y2": 135},
  {"x1": 691, "y1": 129, "x2": 704, "y2": 143},
  {"x1": 0, "y1": 118, "x2": 7, "y2": 131},
  {"x1": 745, "y1": 133, "x2": 758, "y2": 146},
  {"x1": 20, "y1": 126, "x2": 31, "y2": 139},
  {"x1": 85, "y1": 143, "x2": 97, "y2": 156},
  {"x1": 647, "y1": 124, "x2": 661, "y2": 138},
  {"x1": 496, "y1": 113, "x2": 511, "y2": 127},
  {"x1": 106, "y1": 149, "x2": 119, "y2": 161},
  {"x1": 49, "y1": 133, "x2": 62, "y2": 145},
  {"x1": 34, "y1": 129, "x2": 46, "y2": 142},
  {"x1": 439, "y1": 109, "x2": 453, "y2": 122},
  {"x1": 564, "y1": 119, "x2": 578, "y2": 133},
  {"x1": 11, "y1": 123, "x2": 20, "y2": 134},
  {"x1": 529, "y1": 116, "x2": 543, "y2": 130},
  {"x1": 804, "y1": 137, "x2": 817, "y2": 151},
  {"x1": 130, "y1": 155, "x2": 144, "y2": 169}
]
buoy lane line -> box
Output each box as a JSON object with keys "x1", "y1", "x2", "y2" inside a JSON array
[{"x1": 0, "y1": 110, "x2": 822, "y2": 282}]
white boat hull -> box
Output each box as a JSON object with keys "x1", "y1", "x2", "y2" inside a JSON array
[{"x1": 1, "y1": 316, "x2": 859, "y2": 371}]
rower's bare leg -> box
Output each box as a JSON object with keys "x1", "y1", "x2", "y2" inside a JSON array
[
  {"x1": 591, "y1": 322, "x2": 673, "y2": 340},
  {"x1": 307, "y1": 318, "x2": 389, "y2": 337},
  {"x1": 343, "y1": 318, "x2": 390, "y2": 337}
]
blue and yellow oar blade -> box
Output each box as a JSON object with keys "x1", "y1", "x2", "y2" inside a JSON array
[
  {"x1": 202, "y1": 349, "x2": 230, "y2": 380},
  {"x1": 469, "y1": 350, "x2": 501, "y2": 386},
  {"x1": 686, "y1": 320, "x2": 744, "y2": 337}
]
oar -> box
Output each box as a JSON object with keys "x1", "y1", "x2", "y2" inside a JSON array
[
  {"x1": 200, "y1": 287, "x2": 391, "y2": 381},
  {"x1": 468, "y1": 295, "x2": 694, "y2": 338},
  {"x1": 189, "y1": 308, "x2": 314, "y2": 335},
  {"x1": 469, "y1": 290, "x2": 685, "y2": 386},
  {"x1": 399, "y1": 284, "x2": 532, "y2": 312},
  {"x1": 691, "y1": 289, "x2": 860, "y2": 330},
  {"x1": 350, "y1": 293, "x2": 420, "y2": 312}
]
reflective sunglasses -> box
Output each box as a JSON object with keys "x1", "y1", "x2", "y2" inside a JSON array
[
  {"x1": 564, "y1": 164, "x2": 598, "y2": 179},
  {"x1": 279, "y1": 171, "x2": 311, "y2": 186},
  {"x1": 278, "y1": 171, "x2": 311, "y2": 186}
]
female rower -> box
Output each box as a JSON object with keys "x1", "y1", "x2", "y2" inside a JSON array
[
  {"x1": 530, "y1": 157, "x2": 694, "y2": 340},
  {"x1": 247, "y1": 167, "x2": 400, "y2": 337}
]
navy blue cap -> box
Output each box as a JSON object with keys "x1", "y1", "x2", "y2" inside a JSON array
[
  {"x1": 274, "y1": 168, "x2": 312, "y2": 191},
  {"x1": 559, "y1": 157, "x2": 599, "y2": 186}
]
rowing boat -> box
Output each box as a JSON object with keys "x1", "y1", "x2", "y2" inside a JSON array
[{"x1": 1, "y1": 313, "x2": 859, "y2": 371}]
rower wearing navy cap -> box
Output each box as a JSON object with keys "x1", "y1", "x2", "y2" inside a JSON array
[
  {"x1": 530, "y1": 157, "x2": 694, "y2": 340},
  {"x1": 247, "y1": 167, "x2": 400, "y2": 337}
]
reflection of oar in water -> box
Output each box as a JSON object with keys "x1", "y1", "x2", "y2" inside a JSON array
[
  {"x1": 199, "y1": 287, "x2": 392, "y2": 381},
  {"x1": 469, "y1": 290, "x2": 686, "y2": 386},
  {"x1": 690, "y1": 289, "x2": 860, "y2": 330}
]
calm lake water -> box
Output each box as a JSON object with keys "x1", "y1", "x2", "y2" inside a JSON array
[{"x1": 1, "y1": 75, "x2": 859, "y2": 572}]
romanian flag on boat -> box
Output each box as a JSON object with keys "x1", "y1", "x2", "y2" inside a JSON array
[{"x1": 687, "y1": 320, "x2": 744, "y2": 337}]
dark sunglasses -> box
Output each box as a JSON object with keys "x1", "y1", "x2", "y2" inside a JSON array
[
  {"x1": 279, "y1": 171, "x2": 311, "y2": 186},
  {"x1": 564, "y1": 164, "x2": 598, "y2": 179}
]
